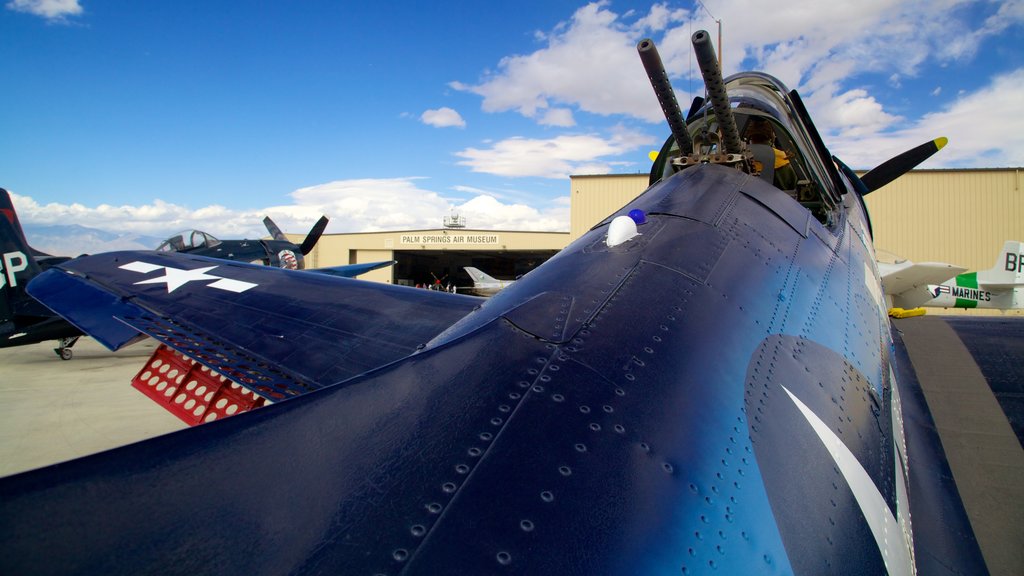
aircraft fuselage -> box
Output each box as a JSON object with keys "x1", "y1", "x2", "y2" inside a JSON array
[{"x1": 390, "y1": 162, "x2": 917, "y2": 573}]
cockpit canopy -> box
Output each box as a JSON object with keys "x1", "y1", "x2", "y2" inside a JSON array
[
  {"x1": 649, "y1": 72, "x2": 841, "y2": 222},
  {"x1": 156, "y1": 230, "x2": 222, "y2": 252}
]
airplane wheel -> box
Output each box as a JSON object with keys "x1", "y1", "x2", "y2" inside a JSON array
[{"x1": 58, "y1": 348, "x2": 73, "y2": 361}]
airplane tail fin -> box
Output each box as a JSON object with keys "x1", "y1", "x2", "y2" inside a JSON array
[
  {"x1": 977, "y1": 240, "x2": 1024, "y2": 287},
  {"x1": 464, "y1": 267, "x2": 499, "y2": 286},
  {"x1": 0, "y1": 192, "x2": 43, "y2": 327},
  {"x1": 1, "y1": 188, "x2": 50, "y2": 258}
]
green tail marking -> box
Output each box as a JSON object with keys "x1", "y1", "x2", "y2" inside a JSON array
[{"x1": 955, "y1": 272, "x2": 979, "y2": 308}]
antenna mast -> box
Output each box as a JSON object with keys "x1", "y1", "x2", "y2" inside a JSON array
[{"x1": 694, "y1": 0, "x2": 722, "y2": 66}]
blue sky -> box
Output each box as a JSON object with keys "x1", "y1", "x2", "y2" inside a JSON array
[{"x1": 2, "y1": 0, "x2": 1022, "y2": 253}]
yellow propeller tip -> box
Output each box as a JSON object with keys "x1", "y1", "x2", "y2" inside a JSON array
[
  {"x1": 934, "y1": 137, "x2": 948, "y2": 150},
  {"x1": 648, "y1": 150, "x2": 659, "y2": 161}
]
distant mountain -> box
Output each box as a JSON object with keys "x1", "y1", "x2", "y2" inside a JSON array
[{"x1": 22, "y1": 224, "x2": 165, "y2": 256}]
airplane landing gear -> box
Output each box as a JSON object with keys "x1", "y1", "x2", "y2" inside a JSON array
[{"x1": 54, "y1": 336, "x2": 80, "y2": 360}]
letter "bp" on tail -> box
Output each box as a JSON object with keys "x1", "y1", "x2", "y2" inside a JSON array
[{"x1": 1006, "y1": 252, "x2": 1022, "y2": 273}]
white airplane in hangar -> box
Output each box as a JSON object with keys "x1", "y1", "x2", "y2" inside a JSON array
[{"x1": 463, "y1": 266, "x2": 517, "y2": 297}]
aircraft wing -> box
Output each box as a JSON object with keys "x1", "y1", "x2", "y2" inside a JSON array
[
  {"x1": 27, "y1": 251, "x2": 481, "y2": 396},
  {"x1": 313, "y1": 260, "x2": 396, "y2": 278},
  {"x1": 878, "y1": 260, "x2": 967, "y2": 308}
]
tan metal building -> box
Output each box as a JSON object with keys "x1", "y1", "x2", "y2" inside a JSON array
[
  {"x1": 862, "y1": 169, "x2": 1023, "y2": 270},
  {"x1": 569, "y1": 168, "x2": 1024, "y2": 314},
  {"x1": 570, "y1": 169, "x2": 1023, "y2": 270},
  {"x1": 296, "y1": 168, "x2": 1021, "y2": 310},
  {"x1": 570, "y1": 173, "x2": 650, "y2": 240},
  {"x1": 296, "y1": 228, "x2": 570, "y2": 289}
]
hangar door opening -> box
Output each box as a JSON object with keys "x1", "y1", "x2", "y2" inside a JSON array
[{"x1": 393, "y1": 250, "x2": 557, "y2": 292}]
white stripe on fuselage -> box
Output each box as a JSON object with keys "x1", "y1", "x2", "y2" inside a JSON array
[{"x1": 782, "y1": 386, "x2": 915, "y2": 575}]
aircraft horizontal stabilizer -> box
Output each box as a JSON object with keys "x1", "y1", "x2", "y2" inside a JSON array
[
  {"x1": 879, "y1": 260, "x2": 967, "y2": 308},
  {"x1": 27, "y1": 251, "x2": 482, "y2": 399}
]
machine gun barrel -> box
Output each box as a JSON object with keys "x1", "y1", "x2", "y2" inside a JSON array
[
  {"x1": 637, "y1": 38, "x2": 693, "y2": 155},
  {"x1": 691, "y1": 30, "x2": 743, "y2": 155}
]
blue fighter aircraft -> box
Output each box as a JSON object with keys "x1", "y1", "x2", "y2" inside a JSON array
[
  {"x1": 1, "y1": 188, "x2": 392, "y2": 360},
  {"x1": 1, "y1": 188, "x2": 83, "y2": 358},
  {"x1": 0, "y1": 32, "x2": 1004, "y2": 574},
  {"x1": 156, "y1": 215, "x2": 327, "y2": 270}
]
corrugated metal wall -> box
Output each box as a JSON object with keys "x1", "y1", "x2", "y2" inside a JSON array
[
  {"x1": 571, "y1": 169, "x2": 1023, "y2": 316},
  {"x1": 570, "y1": 174, "x2": 648, "y2": 239},
  {"x1": 864, "y1": 169, "x2": 1024, "y2": 273}
]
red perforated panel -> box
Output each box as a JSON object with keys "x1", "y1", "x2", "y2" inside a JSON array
[{"x1": 131, "y1": 344, "x2": 267, "y2": 426}]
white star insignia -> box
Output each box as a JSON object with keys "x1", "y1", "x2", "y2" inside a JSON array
[{"x1": 120, "y1": 261, "x2": 257, "y2": 293}]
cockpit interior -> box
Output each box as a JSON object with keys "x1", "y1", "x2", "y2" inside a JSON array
[{"x1": 649, "y1": 73, "x2": 839, "y2": 225}]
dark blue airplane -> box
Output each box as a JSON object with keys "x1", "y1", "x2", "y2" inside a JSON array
[
  {"x1": 1, "y1": 188, "x2": 392, "y2": 359},
  {"x1": 1, "y1": 188, "x2": 83, "y2": 359},
  {"x1": 155, "y1": 215, "x2": 328, "y2": 270},
  {"x1": 0, "y1": 32, "x2": 999, "y2": 574}
]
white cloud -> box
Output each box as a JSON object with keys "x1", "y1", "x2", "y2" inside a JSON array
[
  {"x1": 8, "y1": 189, "x2": 330, "y2": 243},
  {"x1": 455, "y1": 128, "x2": 655, "y2": 179},
  {"x1": 909, "y1": 69, "x2": 1024, "y2": 167},
  {"x1": 539, "y1": 108, "x2": 575, "y2": 127},
  {"x1": 420, "y1": 107, "x2": 466, "y2": 128},
  {"x1": 629, "y1": 2, "x2": 688, "y2": 33},
  {"x1": 828, "y1": 69, "x2": 1024, "y2": 169},
  {"x1": 10, "y1": 0, "x2": 1021, "y2": 258},
  {"x1": 290, "y1": 178, "x2": 569, "y2": 231},
  {"x1": 448, "y1": 0, "x2": 1022, "y2": 171},
  {"x1": 806, "y1": 85, "x2": 903, "y2": 139},
  {"x1": 454, "y1": 1, "x2": 989, "y2": 125},
  {"x1": 6, "y1": 0, "x2": 82, "y2": 20},
  {"x1": 454, "y1": 194, "x2": 568, "y2": 231},
  {"x1": 288, "y1": 177, "x2": 450, "y2": 231},
  {"x1": 452, "y1": 2, "x2": 675, "y2": 123},
  {"x1": 8, "y1": 177, "x2": 571, "y2": 255}
]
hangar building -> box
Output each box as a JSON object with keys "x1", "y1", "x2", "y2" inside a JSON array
[
  {"x1": 303, "y1": 228, "x2": 569, "y2": 290},
  {"x1": 299, "y1": 167, "x2": 1023, "y2": 305}
]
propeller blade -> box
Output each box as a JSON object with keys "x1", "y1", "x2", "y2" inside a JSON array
[
  {"x1": 860, "y1": 137, "x2": 947, "y2": 194},
  {"x1": 299, "y1": 216, "x2": 329, "y2": 255},
  {"x1": 263, "y1": 216, "x2": 287, "y2": 241}
]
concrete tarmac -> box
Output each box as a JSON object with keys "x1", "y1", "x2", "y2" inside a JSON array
[{"x1": 0, "y1": 337, "x2": 186, "y2": 477}]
